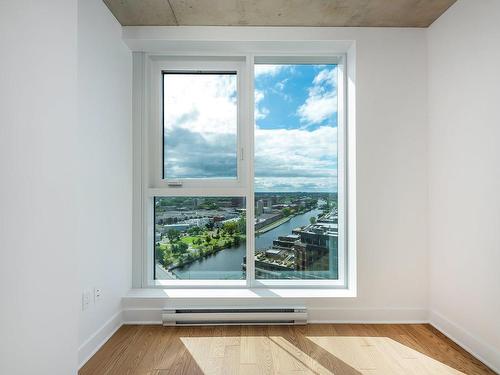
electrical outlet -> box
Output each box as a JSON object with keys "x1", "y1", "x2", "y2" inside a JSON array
[
  {"x1": 94, "y1": 288, "x2": 102, "y2": 302},
  {"x1": 82, "y1": 289, "x2": 91, "y2": 311}
]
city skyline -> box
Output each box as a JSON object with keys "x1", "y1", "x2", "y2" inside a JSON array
[{"x1": 154, "y1": 193, "x2": 338, "y2": 280}]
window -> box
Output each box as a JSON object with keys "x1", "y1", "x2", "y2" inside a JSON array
[
  {"x1": 140, "y1": 54, "x2": 347, "y2": 288},
  {"x1": 163, "y1": 72, "x2": 238, "y2": 180},
  {"x1": 253, "y1": 63, "x2": 339, "y2": 281},
  {"x1": 154, "y1": 196, "x2": 246, "y2": 280}
]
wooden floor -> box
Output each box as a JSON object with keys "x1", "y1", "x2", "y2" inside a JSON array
[{"x1": 80, "y1": 324, "x2": 496, "y2": 375}]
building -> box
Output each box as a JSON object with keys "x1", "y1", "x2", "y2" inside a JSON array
[
  {"x1": 253, "y1": 214, "x2": 338, "y2": 276},
  {"x1": 256, "y1": 199, "x2": 264, "y2": 216},
  {"x1": 192, "y1": 197, "x2": 204, "y2": 208},
  {"x1": 162, "y1": 223, "x2": 190, "y2": 232},
  {"x1": 254, "y1": 212, "x2": 283, "y2": 230}
]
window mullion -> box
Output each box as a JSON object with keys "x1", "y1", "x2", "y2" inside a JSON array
[{"x1": 245, "y1": 54, "x2": 256, "y2": 288}]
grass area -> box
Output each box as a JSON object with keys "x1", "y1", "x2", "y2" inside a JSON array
[
  {"x1": 180, "y1": 236, "x2": 197, "y2": 245},
  {"x1": 156, "y1": 227, "x2": 246, "y2": 270},
  {"x1": 180, "y1": 234, "x2": 244, "y2": 248}
]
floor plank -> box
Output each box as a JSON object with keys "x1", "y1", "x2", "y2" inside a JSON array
[{"x1": 79, "y1": 324, "x2": 496, "y2": 375}]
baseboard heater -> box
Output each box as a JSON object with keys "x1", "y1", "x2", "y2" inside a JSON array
[{"x1": 162, "y1": 307, "x2": 308, "y2": 326}]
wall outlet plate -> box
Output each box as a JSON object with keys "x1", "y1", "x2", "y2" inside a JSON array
[{"x1": 94, "y1": 288, "x2": 102, "y2": 302}]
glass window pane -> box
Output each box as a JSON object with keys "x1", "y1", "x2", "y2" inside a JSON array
[
  {"x1": 163, "y1": 72, "x2": 238, "y2": 179},
  {"x1": 154, "y1": 196, "x2": 246, "y2": 280},
  {"x1": 253, "y1": 64, "x2": 339, "y2": 280}
]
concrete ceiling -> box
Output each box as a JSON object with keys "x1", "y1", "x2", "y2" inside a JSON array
[{"x1": 103, "y1": 0, "x2": 457, "y2": 28}]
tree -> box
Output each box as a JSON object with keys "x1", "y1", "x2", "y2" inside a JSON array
[
  {"x1": 155, "y1": 244, "x2": 164, "y2": 262},
  {"x1": 167, "y1": 229, "x2": 181, "y2": 243},
  {"x1": 223, "y1": 221, "x2": 237, "y2": 235},
  {"x1": 171, "y1": 241, "x2": 188, "y2": 255},
  {"x1": 162, "y1": 247, "x2": 174, "y2": 266},
  {"x1": 309, "y1": 216, "x2": 317, "y2": 224},
  {"x1": 208, "y1": 202, "x2": 219, "y2": 210},
  {"x1": 282, "y1": 207, "x2": 292, "y2": 217},
  {"x1": 237, "y1": 216, "x2": 246, "y2": 234},
  {"x1": 233, "y1": 236, "x2": 241, "y2": 247},
  {"x1": 163, "y1": 254, "x2": 174, "y2": 266},
  {"x1": 187, "y1": 226, "x2": 202, "y2": 235}
]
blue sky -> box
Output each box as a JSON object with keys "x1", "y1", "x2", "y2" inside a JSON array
[
  {"x1": 163, "y1": 64, "x2": 338, "y2": 192},
  {"x1": 255, "y1": 65, "x2": 338, "y2": 131},
  {"x1": 254, "y1": 64, "x2": 338, "y2": 192}
]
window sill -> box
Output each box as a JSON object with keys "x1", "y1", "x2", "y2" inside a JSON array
[{"x1": 124, "y1": 287, "x2": 356, "y2": 300}]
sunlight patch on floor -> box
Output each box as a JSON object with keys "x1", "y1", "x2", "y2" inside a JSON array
[
  {"x1": 179, "y1": 335, "x2": 468, "y2": 375},
  {"x1": 180, "y1": 336, "x2": 334, "y2": 375},
  {"x1": 306, "y1": 336, "x2": 465, "y2": 375}
]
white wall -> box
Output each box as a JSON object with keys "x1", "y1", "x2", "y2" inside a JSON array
[
  {"x1": 77, "y1": 0, "x2": 132, "y2": 366},
  {"x1": 0, "y1": 1, "x2": 79, "y2": 374},
  {"x1": 123, "y1": 27, "x2": 429, "y2": 320},
  {"x1": 345, "y1": 29, "x2": 428, "y2": 315},
  {"x1": 428, "y1": 0, "x2": 500, "y2": 371}
]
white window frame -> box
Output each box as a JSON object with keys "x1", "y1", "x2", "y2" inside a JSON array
[
  {"x1": 251, "y1": 54, "x2": 347, "y2": 289},
  {"x1": 151, "y1": 57, "x2": 248, "y2": 189},
  {"x1": 135, "y1": 51, "x2": 349, "y2": 290}
]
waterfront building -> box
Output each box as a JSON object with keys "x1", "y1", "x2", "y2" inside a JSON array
[
  {"x1": 256, "y1": 199, "x2": 264, "y2": 216},
  {"x1": 253, "y1": 210, "x2": 338, "y2": 276}
]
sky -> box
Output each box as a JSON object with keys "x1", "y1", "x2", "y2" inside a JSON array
[{"x1": 163, "y1": 64, "x2": 338, "y2": 192}]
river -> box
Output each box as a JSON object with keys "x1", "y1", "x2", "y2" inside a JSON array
[{"x1": 171, "y1": 208, "x2": 322, "y2": 280}]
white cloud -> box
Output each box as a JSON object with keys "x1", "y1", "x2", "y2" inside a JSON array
[
  {"x1": 254, "y1": 125, "x2": 338, "y2": 192},
  {"x1": 255, "y1": 107, "x2": 270, "y2": 120},
  {"x1": 254, "y1": 89, "x2": 269, "y2": 120},
  {"x1": 297, "y1": 67, "x2": 338, "y2": 126},
  {"x1": 254, "y1": 177, "x2": 337, "y2": 192},
  {"x1": 255, "y1": 64, "x2": 286, "y2": 77},
  {"x1": 163, "y1": 74, "x2": 238, "y2": 178},
  {"x1": 255, "y1": 89, "x2": 264, "y2": 104},
  {"x1": 275, "y1": 78, "x2": 289, "y2": 91},
  {"x1": 313, "y1": 68, "x2": 337, "y2": 86},
  {"x1": 164, "y1": 74, "x2": 237, "y2": 135},
  {"x1": 297, "y1": 95, "x2": 337, "y2": 125}
]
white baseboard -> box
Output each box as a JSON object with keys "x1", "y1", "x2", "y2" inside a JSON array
[
  {"x1": 122, "y1": 306, "x2": 428, "y2": 325},
  {"x1": 429, "y1": 310, "x2": 500, "y2": 374},
  {"x1": 308, "y1": 307, "x2": 428, "y2": 323},
  {"x1": 78, "y1": 310, "x2": 124, "y2": 369},
  {"x1": 123, "y1": 307, "x2": 162, "y2": 324}
]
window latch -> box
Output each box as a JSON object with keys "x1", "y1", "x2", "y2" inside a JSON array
[{"x1": 167, "y1": 181, "x2": 183, "y2": 187}]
